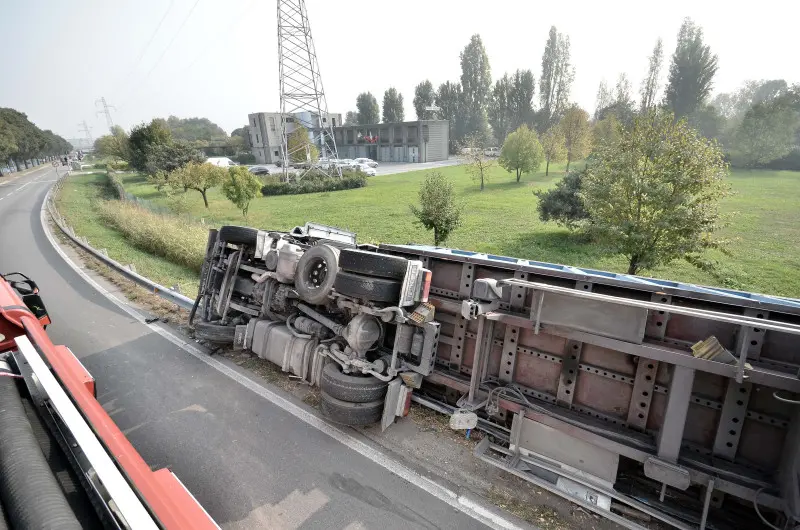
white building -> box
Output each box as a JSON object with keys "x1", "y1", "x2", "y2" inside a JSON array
[{"x1": 248, "y1": 111, "x2": 342, "y2": 164}]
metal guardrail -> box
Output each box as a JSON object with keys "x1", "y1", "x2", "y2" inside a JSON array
[{"x1": 46, "y1": 172, "x2": 196, "y2": 311}]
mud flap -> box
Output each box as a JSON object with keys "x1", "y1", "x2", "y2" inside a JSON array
[{"x1": 381, "y1": 378, "x2": 412, "y2": 431}]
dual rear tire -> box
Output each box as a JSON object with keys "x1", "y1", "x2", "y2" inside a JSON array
[{"x1": 319, "y1": 362, "x2": 387, "y2": 426}]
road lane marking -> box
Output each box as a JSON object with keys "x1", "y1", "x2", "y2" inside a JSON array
[{"x1": 39, "y1": 186, "x2": 529, "y2": 530}]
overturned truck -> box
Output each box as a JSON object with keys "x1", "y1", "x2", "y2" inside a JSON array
[{"x1": 193, "y1": 222, "x2": 800, "y2": 530}]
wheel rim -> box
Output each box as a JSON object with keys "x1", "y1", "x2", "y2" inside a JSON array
[{"x1": 306, "y1": 257, "x2": 328, "y2": 289}]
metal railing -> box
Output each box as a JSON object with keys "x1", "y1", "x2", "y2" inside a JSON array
[{"x1": 46, "y1": 172, "x2": 196, "y2": 311}]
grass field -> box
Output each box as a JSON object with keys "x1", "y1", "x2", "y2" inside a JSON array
[
  {"x1": 58, "y1": 164, "x2": 800, "y2": 299},
  {"x1": 56, "y1": 172, "x2": 200, "y2": 297},
  {"x1": 116, "y1": 163, "x2": 800, "y2": 298}
]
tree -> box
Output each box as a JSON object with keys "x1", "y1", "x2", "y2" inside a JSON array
[
  {"x1": 594, "y1": 80, "x2": 613, "y2": 121},
  {"x1": 459, "y1": 34, "x2": 492, "y2": 140},
  {"x1": 223, "y1": 166, "x2": 262, "y2": 217},
  {"x1": 541, "y1": 126, "x2": 566, "y2": 176},
  {"x1": 731, "y1": 95, "x2": 800, "y2": 167},
  {"x1": 435, "y1": 81, "x2": 463, "y2": 153},
  {"x1": 461, "y1": 134, "x2": 493, "y2": 191},
  {"x1": 287, "y1": 125, "x2": 319, "y2": 165},
  {"x1": 558, "y1": 106, "x2": 591, "y2": 171},
  {"x1": 144, "y1": 140, "x2": 205, "y2": 175},
  {"x1": 128, "y1": 119, "x2": 172, "y2": 171},
  {"x1": 382, "y1": 87, "x2": 405, "y2": 123},
  {"x1": 488, "y1": 74, "x2": 511, "y2": 144},
  {"x1": 356, "y1": 93, "x2": 380, "y2": 125},
  {"x1": 499, "y1": 125, "x2": 544, "y2": 182},
  {"x1": 166, "y1": 116, "x2": 227, "y2": 143},
  {"x1": 409, "y1": 171, "x2": 463, "y2": 245},
  {"x1": 344, "y1": 111, "x2": 358, "y2": 125},
  {"x1": 687, "y1": 104, "x2": 725, "y2": 142},
  {"x1": 581, "y1": 110, "x2": 729, "y2": 275},
  {"x1": 596, "y1": 74, "x2": 637, "y2": 125},
  {"x1": 538, "y1": 26, "x2": 574, "y2": 130},
  {"x1": 413, "y1": 80, "x2": 436, "y2": 120},
  {"x1": 640, "y1": 38, "x2": 664, "y2": 112},
  {"x1": 231, "y1": 126, "x2": 250, "y2": 148},
  {"x1": 0, "y1": 108, "x2": 46, "y2": 168},
  {"x1": 534, "y1": 169, "x2": 590, "y2": 229},
  {"x1": 94, "y1": 125, "x2": 130, "y2": 160},
  {"x1": 508, "y1": 69, "x2": 536, "y2": 130},
  {"x1": 664, "y1": 18, "x2": 718, "y2": 118},
  {"x1": 0, "y1": 121, "x2": 17, "y2": 164},
  {"x1": 166, "y1": 162, "x2": 226, "y2": 208},
  {"x1": 592, "y1": 114, "x2": 622, "y2": 149}
]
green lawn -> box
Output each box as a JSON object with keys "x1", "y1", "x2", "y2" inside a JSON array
[
  {"x1": 78, "y1": 164, "x2": 800, "y2": 299},
  {"x1": 56, "y1": 172, "x2": 200, "y2": 297}
]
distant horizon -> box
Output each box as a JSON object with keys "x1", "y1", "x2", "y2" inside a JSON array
[{"x1": 1, "y1": 0, "x2": 797, "y2": 140}]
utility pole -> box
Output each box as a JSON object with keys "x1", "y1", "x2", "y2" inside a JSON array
[
  {"x1": 95, "y1": 97, "x2": 116, "y2": 133},
  {"x1": 78, "y1": 121, "x2": 93, "y2": 149},
  {"x1": 277, "y1": 0, "x2": 339, "y2": 181}
]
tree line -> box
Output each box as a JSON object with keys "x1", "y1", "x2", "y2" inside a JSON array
[
  {"x1": 0, "y1": 108, "x2": 72, "y2": 171},
  {"x1": 345, "y1": 18, "x2": 800, "y2": 170}
]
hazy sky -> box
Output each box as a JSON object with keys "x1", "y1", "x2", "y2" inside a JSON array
[{"x1": 1, "y1": 0, "x2": 798, "y2": 141}]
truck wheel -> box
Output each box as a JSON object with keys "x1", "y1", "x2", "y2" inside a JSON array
[
  {"x1": 339, "y1": 249, "x2": 408, "y2": 280},
  {"x1": 334, "y1": 271, "x2": 401, "y2": 303},
  {"x1": 321, "y1": 363, "x2": 388, "y2": 403},
  {"x1": 320, "y1": 391, "x2": 383, "y2": 426},
  {"x1": 295, "y1": 244, "x2": 340, "y2": 305},
  {"x1": 218, "y1": 226, "x2": 258, "y2": 246},
  {"x1": 194, "y1": 321, "x2": 236, "y2": 344}
]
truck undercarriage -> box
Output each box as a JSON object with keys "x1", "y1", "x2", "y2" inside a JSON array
[{"x1": 195, "y1": 222, "x2": 800, "y2": 530}]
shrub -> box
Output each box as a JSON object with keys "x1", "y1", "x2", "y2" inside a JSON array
[
  {"x1": 96, "y1": 201, "x2": 207, "y2": 272},
  {"x1": 234, "y1": 153, "x2": 256, "y2": 164},
  {"x1": 261, "y1": 173, "x2": 367, "y2": 196},
  {"x1": 108, "y1": 160, "x2": 129, "y2": 171},
  {"x1": 534, "y1": 168, "x2": 590, "y2": 229}
]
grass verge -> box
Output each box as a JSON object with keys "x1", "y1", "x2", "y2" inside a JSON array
[
  {"x1": 119, "y1": 165, "x2": 800, "y2": 299},
  {"x1": 55, "y1": 172, "x2": 200, "y2": 297}
]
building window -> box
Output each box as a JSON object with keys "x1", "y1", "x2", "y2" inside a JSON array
[
  {"x1": 332, "y1": 118, "x2": 336, "y2": 126},
  {"x1": 269, "y1": 117, "x2": 276, "y2": 131},
  {"x1": 346, "y1": 129, "x2": 354, "y2": 143},
  {"x1": 323, "y1": 117, "x2": 327, "y2": 123},
  {"x1": 256, "y1": 134, "x2": 260, "y2": 144},
  {"x1": 274, "y1": 150, "x2": 279, "y2": 156},
  {"x1": 252, "y1": 117, "x2": 256, "y2": 126},
  {"x1": 286, "y1": 117, "x2": 295, "y2": 123}
]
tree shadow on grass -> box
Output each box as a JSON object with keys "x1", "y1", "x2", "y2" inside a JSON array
[{"x1": 495, "y1": 230, "x2": 613, "y2": 268}]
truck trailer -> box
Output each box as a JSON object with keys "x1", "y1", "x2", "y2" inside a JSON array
[{"x1": 193, "y1": 222, "x2": 800, "y2": 530}]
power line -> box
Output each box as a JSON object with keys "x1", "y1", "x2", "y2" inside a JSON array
[
  {"x1": 121, "y1": 0, "x2": 254, "y2": 110},
  {"x1": 111, "y1": 0, "x2": 175, "y2": 99},
  {"x1": 78, "y1": 121, "x2": 93, "y2": 145},
  {"x1": 131, "y1": 0, "x2": 203, "y2": 100}
]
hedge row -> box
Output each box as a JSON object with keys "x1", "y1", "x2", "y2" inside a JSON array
[{"x1": 261, "y1": 173, "x2": 367, "y2": 196}]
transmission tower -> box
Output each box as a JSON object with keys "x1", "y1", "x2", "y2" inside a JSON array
[
  {"x1": 95, "y1": 97, "x2": 116, "y2": 133},
  {"x1": 78, "y1": 120, "x2": 93, "y2": 148},
  {"x1": 277, "y1": 0, "x2": 339, "y2": 180}
]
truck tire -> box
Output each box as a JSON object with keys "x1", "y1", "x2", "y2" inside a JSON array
[
  {"x1": 321, "y1": 363, "x2": 388, "y2": 403},
  {"x1": 218, "y1": 225, "x2": 258, "y2": 246},
  {"x1": 320, "y1": 391, "x2": 383, "y2": 426},
  {"x1": 339, "y1": 248, "x2": 408, "y2": 280},
  {"x1": 334, "y1": 270, "x2": 401, "y2": 303},
  {"x1": 194, "y1": 321, "x2": 236, "y2": 343},
  {"x1": 295, "y1": 244, "x2": 340, "y2": 305}
]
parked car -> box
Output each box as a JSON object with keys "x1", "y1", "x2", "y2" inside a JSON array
[
  {"x1": 249, "y1": 165, "x2": 271, "y2": 175},
  {"x1": 484, "y1": 147, "x2": 500, "y2": 158},
  {"x1": 353, "y1": 157, "x2": 378, "y2": 168},
  {"x1": 353, "y1": 163, "x2": 376, "y2": 176}
]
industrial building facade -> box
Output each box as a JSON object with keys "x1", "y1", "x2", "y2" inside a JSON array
[
  {"x1": 248, "y1": 111, "x2": 342, "y2": 164},
  {"x1": 333, "y1": 120, "x2": 449, "y2": 163}
]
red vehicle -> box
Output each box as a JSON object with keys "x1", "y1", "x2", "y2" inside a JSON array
[{"x1": 0, "y1": 272, "x2": 218, "y2": 529}]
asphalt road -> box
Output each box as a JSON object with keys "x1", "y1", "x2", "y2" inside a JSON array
[{"x1": 0, "y1": 167, "x2": 496, "y2": 530}]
